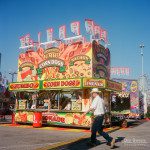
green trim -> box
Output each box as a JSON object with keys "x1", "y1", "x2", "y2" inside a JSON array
[
  {"x1": 69, "y1": 61, "x2": 74, "y2": 66},
  {"x1": 19, "y1": 67, "x2": 22, "y2": 71},
  {"x1": 59, "y1": 66, "x2": 66, "y2": 72},
  {"x1": 80, "y1": 77, "x2": 83, "y2": 89},
  {"x1": 85, "y1": 60, "x2": 90, "y2": 64},
  {"x1": 36, "y1": 68, "x2": 42, "y2": 74},
  {"x1": 30, "y1": 66, "x2": 34, "y2": 70},
  {"x1": 39, "y1": 80, "x2": 43, "y2": 90}
]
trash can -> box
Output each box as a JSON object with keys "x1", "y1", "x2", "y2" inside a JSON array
[{"x1": 33, "y1": 112, "x2": 42, "y2": 128}]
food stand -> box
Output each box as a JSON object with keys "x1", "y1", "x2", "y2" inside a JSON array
[
  {"x1": 9, "y1": 20, "x2": 122, "y2": 128},
  {"x1": 9, "y1": 78, "x2": 121, "y2": 127},
  {"x1": 111, "y1": 78, "x2": 144, "y2": 119}
]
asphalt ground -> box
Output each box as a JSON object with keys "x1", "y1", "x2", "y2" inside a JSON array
[
  {"x1": 0, "y1": 123, "x2": 119, "y2": 150},
  {"x1": 0, "y1": 118, "x2": 149, "y2": 150},
  {"x1": 50, "y1": 119, "x2": 150, "y2": 150}
]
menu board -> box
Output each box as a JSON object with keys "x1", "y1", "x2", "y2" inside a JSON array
[
  {"x1": 71, "y1": 101, "x2": 82, "y2": 111},
  {"x1": 18, "y1": 100, "x2": 27, "y2": 109}
]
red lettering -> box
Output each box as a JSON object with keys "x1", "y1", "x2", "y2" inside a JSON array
[
  {"x1": 43, "y1": 82, "x2": 47, "y2": 88},
  {"x1": 30, "y1": 83, "x2": 34, "y2": 88},
  {"x1": 44, "y1": 114, "x2": 65, "y2": 123},
  {"x1": 61, "y1": 81, "x2": 65, "y2": 86},
  {"x1": 61, "y1": 118, "x2": 65, "y2": 123}
]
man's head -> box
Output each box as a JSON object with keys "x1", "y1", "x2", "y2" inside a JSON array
[{"x1": 90, "y1": 88, "x2": 101, "y2": 98}]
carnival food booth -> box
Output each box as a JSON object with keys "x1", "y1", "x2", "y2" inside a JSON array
[
  {"x1": 9, "y1": 78, "x2": 121, "y2": 127},
  {"x1": 9, "y1": 20, "x2": 122, "y2": 128},
  {"x1": 9, "y1": 41, "x2": 122, "y2": 128},
  {"x1": 111, "y1": 78, "x2": 144, "y2": 119}
]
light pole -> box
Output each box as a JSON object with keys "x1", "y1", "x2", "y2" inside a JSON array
[
  {"x1": 9, "y1": 71, "x2": 17, "y2": 82},
  {"x1": 140, "y1": 44, "x2": 144, "y2": 77},
  {"x1": 139, "y1": 44, "x2": 145, "y2": 92}
]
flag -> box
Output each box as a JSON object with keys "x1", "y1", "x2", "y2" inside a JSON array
[
  {"x1": 25, "y1": 34, "x2": 30, "y2": 46},
  {"x1": 47, "y1": 28, "x2": 53, "y2": 41},
  {"x1": 91, "y1": 24, "x2": 101, "y2": 39},
  {"x1": 59, "y1": 25, "x2": 66, "y2": 39},
  {"x1": 100, "y1": 29, "x2": 107, "y2": 43},
  {"x1": 19, "y1": 36, "x2": 25, "y2": 47},
  {"x1": 71, "y1": 21, "x2": 80, "y2": 36},
  {"x1": 94, "y1": 24, "x2": 101, "y2": 39},
  {"x1": 38, "y1": 32, "x2": 41, "y2": 44},
  {"x1": 85, "y1": 19, "x2": 94, "y2": 35},
  {"x1": 29, "y1": 39, "x2": 34, "y2": 46}
]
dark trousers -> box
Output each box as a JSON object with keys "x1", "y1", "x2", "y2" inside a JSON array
[{"x1": 91, "y1": 115, "x2": 112, "y2": 143}]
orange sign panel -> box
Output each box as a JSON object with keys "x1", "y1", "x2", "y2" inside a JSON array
[
  {"x1": 9, "y1": 81, "x2": 40, "y2": 91},
  {"x1": 107, "y1": 80, "x2": 122, "y2": 91}
]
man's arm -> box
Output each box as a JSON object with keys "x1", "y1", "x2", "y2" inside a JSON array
[
  {"x1": 82, "y1": 107, "x2": 95, "y2": 116},
  {"x1": 82, "y1": 98, "x2": 98, "y2": 116}
]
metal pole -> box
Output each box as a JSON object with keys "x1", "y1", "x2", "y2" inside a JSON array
[
  {"x1": 9, "y1": 72, "x2": 17, "y2": 82},
  {"x1": 140, "y1": 45, "x2": 144, "y2": 77},
  {"x1": 140, "y1": 45, "x2": 145, "y2": 91}
]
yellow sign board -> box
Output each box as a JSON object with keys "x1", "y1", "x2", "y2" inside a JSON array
[
  {"x1": 42, "y1": 79, "x2": 82, "y2": 89},
  {"x1": 83, "y1": 78, "x2": 106, "y2": 88}
]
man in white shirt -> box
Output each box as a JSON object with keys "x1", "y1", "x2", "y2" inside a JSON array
[{"x1": 83, "y1": 88, "x2": 115, "y2": 148}]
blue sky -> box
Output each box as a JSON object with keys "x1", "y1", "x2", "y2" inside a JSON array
[{"x1": 0, "y1": 0, "x2": 150, "y2": 81}]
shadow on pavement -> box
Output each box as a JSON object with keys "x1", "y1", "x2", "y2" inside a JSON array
[
  {"x1": 50, "y1": 136, "x2": 125, "y2": 150},
  {"x1": 127, "y1": 119, "x2": 147, "y2": 128},
  {"x1": 115, "y1": 137, "x2": 125, "y2": 143}
]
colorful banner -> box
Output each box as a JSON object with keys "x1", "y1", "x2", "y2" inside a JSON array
[
  {"x1": 113, "y1": 79, "x2": 140, "y2": 116},
  {"x1": 83, "y1": 78, "x2": 106, "y2": 88},
  {"x1": 111, "y1": 67, "x2": 130, "y2": 76},
  {"x1": 38, "y1": 32, "x2": 41, "y2": 45},
  {"x1": 107, "y1": 80, "x2": 122, "y2": 91},
  {"x1": 42, "y1": 112, "x2": 92, "y2": 126},
  {"x1": 70, "y1": 21, "x2": 80, "y2": 36},
  {"x1": 20, "y1": 34, "x2": 34, "y2": 47},
  {"x1": 47, "y1": 28, "x2": 53, "y2": 41},
  {"x1": 25, "y1": 34, "x2": 31, "y2": 46},
  {"x1": 85, "y1": 19, "x2": 94, "y2": 35},
  {"x1": 19, "y1": 36, "x2": 26, "y2": 47},
  {"x1": 93, "y1": 24, "x2": 101, "y2": 39},
  {"x1": 100, "y1": 28, "x2": 107, "y2": 43},
  {"x1": 59, "y1": 25, "x2": 66, "y2": 39},
  {"x1": 42, "y1": 79, "x2": 82, "y2": 89},
  {"x1": 15, "y1": 111, "x2": 92, "y2": 127},
  {"x1": 9, "y1": 81, "x2": 40, "y2": 91},
  {"x1": 92, "y1": 41, "x2": 110, "y2": 79}
]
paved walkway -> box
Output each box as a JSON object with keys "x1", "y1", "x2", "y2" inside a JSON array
[
  {"x1": 52, "y1": 120, "x2": 150, "y2": 150},
  {"x1": 0, "y1": 119, "x2": 149, "y2": 150},
  {"x1": 0, "y1": 123, "x2": 119, "y2": 150}
]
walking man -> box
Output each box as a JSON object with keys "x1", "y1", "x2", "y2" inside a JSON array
[{"x1": 83, "y1": 88, "x2": 115, "y2": 148}]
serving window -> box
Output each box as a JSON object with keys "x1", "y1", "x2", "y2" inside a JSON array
[
  {"x1": 15, "y1": 89, "x2": 85, "y2": 111},
  {"x1": 59, "y1": 90, "x2": 83, "y2": 111}
]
